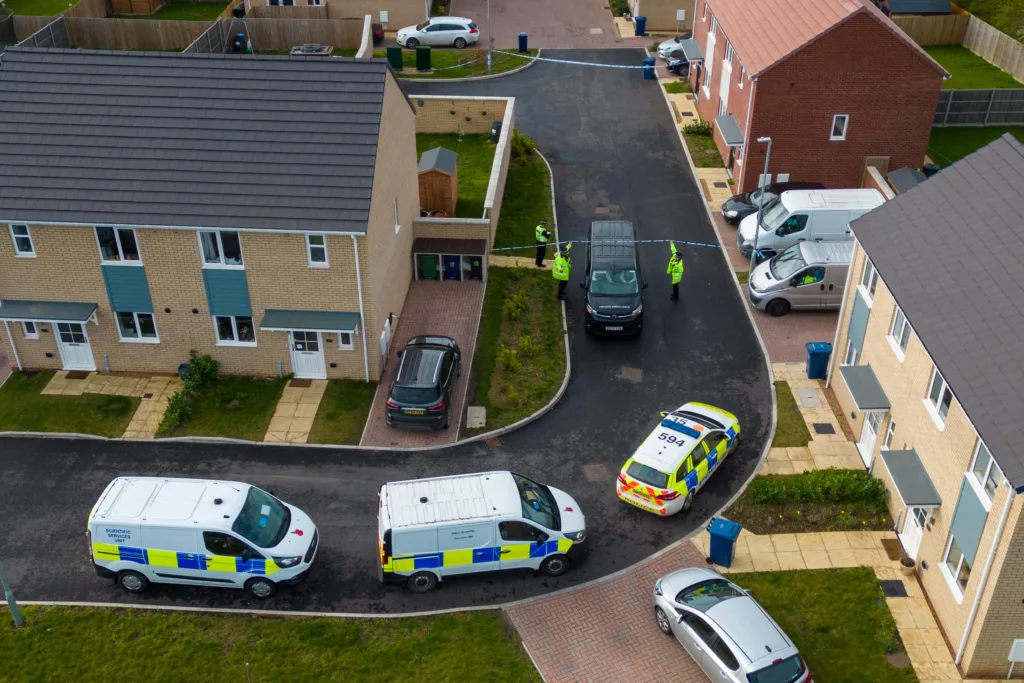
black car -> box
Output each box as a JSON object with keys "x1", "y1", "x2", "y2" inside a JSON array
[
  {"x1": 385, "y1": 336, "x2": 461, "y2": 430},
  {"x1": 582, "y1": 221, "x2": 647, "y2": 336},
  {"x1": 720, "y1": 181, "x2": 825, "y2": 226},
  {"x1": 372, "y1": 23, "x2": 384, "y2": 45},
  {"x1": 665, "y1": 49, "x2": 689, "y2": 76}
]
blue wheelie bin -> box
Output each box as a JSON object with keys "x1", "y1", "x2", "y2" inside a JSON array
[
  {"x1": 518, "y1": 32, "x2": 528, "y2": 53},
  {"x1": 805, "y1": 341, "x2": 832, "y2": 380},
  {"x1": 707, "y1": 518, "x2": 743, "y2": 568},
  {"x1": 635, "y1": 15, "x2": 647, "y2": 36},
  {"x1": 642, "y1": 56, "x2": 656, "y2": 80}
]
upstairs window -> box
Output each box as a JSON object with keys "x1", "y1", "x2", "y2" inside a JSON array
[
  {"x1": 10, "y1": 225, "x2": 35, "y2": 257},
  {"x1": 888, "y1": 305, "x2": 912, "y2": 359},
  {"x1": 306, "y1": 234, "x2": 328, "y2": 268},
  {"x1": 925, "y1": 367, "x2": 953, "y2": 428},
  {"x1": 199, "y1": 231, "x2": 243, "y2": 267},
  {"x1": 859, "y1": 258, "x2": 878, "y2": 303},
  {"x1": 830, "y1": 114, "x2": 849, "y2": 141},
  {"x1": 970, "y1": 440, "x2": 1002, "y2": 502},
  {"x1": 95, "y1": 227, "x2": 141, "y2": 264}
]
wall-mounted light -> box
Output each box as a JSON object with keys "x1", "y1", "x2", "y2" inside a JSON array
[
  {"x1": 164, "y1": 307, "x2": 171, "y2": 314},
  {"x1": 192, "y1": 308, "x2": 199, "y2": 314}
]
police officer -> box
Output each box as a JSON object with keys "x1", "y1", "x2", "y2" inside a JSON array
[
  {"x1": 667, "y1": 241, "x2": 684, "y2": 300},
  {"x1": 535, "y1": 220, "x2": 551, "y2": 268},
  {"x1": 553, "y1": 243, "x2": 572, "y2": 300}
]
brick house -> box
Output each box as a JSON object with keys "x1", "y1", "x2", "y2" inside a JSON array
[
  {"x1": 687, "y1": 0, "x2": 946, "y2": 194},
  {"x1": 0, "y1": 48, "x2": 420, "y2": 382},
  {"x1": 826, "y1": 134, "x2": 1024, "y2": 678}
]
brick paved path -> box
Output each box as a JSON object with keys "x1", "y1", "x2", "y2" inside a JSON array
[
  {"x1": 0, "y1": 346, "x2": 10, "y2": 386},
  {"x1": 360, "y1": 280, "x2": 484, "y2": 447}
]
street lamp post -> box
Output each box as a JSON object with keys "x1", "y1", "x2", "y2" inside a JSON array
[
  {"x1": 486, "y1": 0, "x2": 492, "y2": 72},
  {"x1": 0, "y1": 561, "x2": 25, "y2": 628},
  {"x1": 749, "y1": 136, "x2": 772, "y2": 274}
]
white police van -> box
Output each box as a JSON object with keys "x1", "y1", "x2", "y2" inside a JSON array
[
  {"x1": 88, "y1": 477, "x2": 319, "y2": 599},
  {"x1": 378, "y1": 471, "x2": 587, "y2": 592}
]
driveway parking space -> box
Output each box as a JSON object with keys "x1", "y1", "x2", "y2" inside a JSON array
[
  {"x1": 453, "y1": 0, "x2": 652, "y2": 48},
  {"x1": 361, "y1": 280, "x2": 484, "y2": 448}
]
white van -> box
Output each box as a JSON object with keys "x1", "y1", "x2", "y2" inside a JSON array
[
  {"x1": 736, "y1": 189, "x2": 884, "y2": 258},
  {"x1": 88, "y1": 477, "x2": 319, "y2": 599},
  {"x1": 748, "y1": 241, "x2": 853, "y2": 316},
  {"x1": 377, "y1": 471, "x2": 587, "y2": 592}
]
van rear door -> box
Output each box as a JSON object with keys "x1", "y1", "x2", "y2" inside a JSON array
[{"x1": 812, "y1": 210, "x2": 854, "y2": 240}]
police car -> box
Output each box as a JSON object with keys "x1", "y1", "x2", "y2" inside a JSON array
[{"x1": 616, "y1": 403, "x2": 740, "y2": 516}]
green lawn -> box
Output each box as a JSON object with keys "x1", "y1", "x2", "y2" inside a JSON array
[
  {"x1": 416, "y1": 133, "x2": 496, "y2": 219},
  {"x1": 0, "y1": 372, "x2": 138, "y2": 437},
  {"x1": 663, "y1": 81, "x2": 690, "y2": 94},
  {"x1": 683, "y1": 131, "x2": 722, "y2": 168},
  {"x1": 928, "y1": 126, "x2": 1024, "y2": 167},
  {"x1": 2, "y1": 0, "x2": 76, "y2": 14},
  {"x1": 492, "y1": 153, "x2": 552, "y2": 253},
  {"x1": 0, "y1": 607, "x2": 541, "y2": 682},
  {"x1": 161, "y1": 376, "x2": 285, "y2": 440},
  {"x1": 924, "y1": 45, "x2": 1021, "y2": 89},
  {"x1": 954, "y1": 0, "x2": 1024, "y2": 41},
  {"x1": 307, "y1": 379, "x2": 377, "y2": 445},
  {"x1": 375, "y1": 49, "x2": 537, "y2": 79},
  {"x1": 735, "y1": 270, "x2": 749, "y2": 285},
  {"x1": 470, "y1": 267, "x2": 565, "y2": 432},
  {"x1": 113, "y1": 0, "x2": 227, "y2": 19},
  {"x1": 730, "y1": 568, "x2": 916, "y2": 683},
  {"x1": 772, "y1": 380, "x2": 811, "y2": 447}
]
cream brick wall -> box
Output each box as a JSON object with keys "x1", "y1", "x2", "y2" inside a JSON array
[
  {"x1": 412, "y1": 218, "x2": 490, "y2": 243},
  {"x1": 828, "y1": 240, "x2": 1024, "y2": 678},
  {"x1": 487, "y1": 106, "x2": 515, "y2": 243},
  {"x1": 410, "y1": 96, "x2": 508, "y2": 135}
]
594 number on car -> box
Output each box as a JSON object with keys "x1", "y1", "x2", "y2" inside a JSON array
[{"x1": 657, "y1": 433, "x2": 689, "y2": 447}]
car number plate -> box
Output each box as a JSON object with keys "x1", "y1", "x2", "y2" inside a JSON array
[
  {"x1": 606, "y1": 326, "x2": 623, "y2": 331},
  {"x1": 622, "y1": 495, "x2": 657, "y2": 512},
  {"x1": 405, "y1": 409, "x2": 424, "y2": 415}
]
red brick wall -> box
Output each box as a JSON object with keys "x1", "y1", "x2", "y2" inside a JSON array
[{"x1": 738, "y1": 13, "x2": 942, "y2": 193}]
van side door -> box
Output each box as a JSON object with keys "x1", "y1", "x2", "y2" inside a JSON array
[
  {"x1": 437, "y1": 522, "x2": 497, "y2": 576},
  {"x1": 202, "y1": 531, "x2": 263, "y2": 588},
  {"x1": 786, "y1": 266, "x2": 826, "y2": 309},
  {"x1": 139, "y1": 527, "x2": 204, "y2": 585},
  {"x1": 774, "y1": 214, "x2": 809, "y2": 247},
  {"x1": 498, "y1": 520, "x2": 551, "y2": 572}
]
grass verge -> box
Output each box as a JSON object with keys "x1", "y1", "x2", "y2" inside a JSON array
[
  {"x1": 492, "y1": 151, "x2": 552, "y2": 253},
  {"x1": 663, "y1": 81, "x2": 690, "y2": 94},
  {"x1": 161, "y1": 376, "x2": 285, "y2": 440},
  {"x1": 683, "y1": 131, "x2": 722, "y2": 168},
  {"x1": 376, "y1": 49, "x2": 537, "y2": 79},
  {"x1": 924, "y1": 45, "x2": 1021, "y2": 89},
  {"x1": 416, "y1": 133, "x2": 496, "y2": 219},
  {"x1": 470, "y1": 267, "x2": 565, "y2": 432},
  {"x1": 0, "y1": 372, "x2": 138, "y2": 437},
  {"x1": 0, "y1": 607, "x2": 541, "y2": 682},
  {"x1": 2, "y1": 0, "x2": 75, "y2": 15},
  {"x1": 772, "y1": 380, "x2": 811, "y2": 447},
  {"x1": 308, "y1": 379, "x2": 378, "y2": 445},
  {"x1": 928, "y1": 126, "x2": 1024, "y2": 167},
  {"x1": 113, "y1": 0, "x2": 228, "y2": 20},
  {"x1": 735, "y1": 270, "x2": 749, "y2": 285},
  {"x1": 730, "y1": 568, "x2": 915, "y2": 683}
]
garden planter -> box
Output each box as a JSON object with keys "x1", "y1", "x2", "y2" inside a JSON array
[{"x1": 900, "y1": 557, "x2": 916, "y2": 576}]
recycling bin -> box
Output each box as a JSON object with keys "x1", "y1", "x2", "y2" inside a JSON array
[
  {"x1": 518, "y1": 32, "x2": 528, "y2": 53},
  {"x1": 416, "y1": 45, "x2": 431, "y2": 72},
  {"x1": 707, "y1": 518, "x2": 742, "y2": 568},
  {"x1": 635, "y1": 15, "x2": 647, "y2": 36},
  {"x1": 642, "y1": 56, "x2": 656, "y2": 80},
  {"x1": 490, "y1": 121, "x2": 502, "y2": 143},
  {"x1": 386, "y1": 45, "x2": 403, "y2": 71},
  {"x1": 805, "y1": 341, "x2": 833, "y2": 380}
]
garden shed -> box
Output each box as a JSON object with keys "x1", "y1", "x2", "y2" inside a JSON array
[{"x1": 418, "y1": 146, "x2": 458, "y2": 216}]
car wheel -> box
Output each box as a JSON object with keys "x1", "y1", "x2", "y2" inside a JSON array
[
  {"x1": 442, "y1": 413, "x2": 450, "y2": 430},
  {"x1": 406, "y1": 38, "x2": 419, "y2": 48},
  {"x1": 453, "y1": 37, "x2": 467, "y2": 48},
  {"x1": 681, "y1": 490, "x2": 695, "y2": 513},
  {"x1": 246, "y1": 577, "x2": 277, "y2": 599},
  {"x1": 655, "y1": 606, "x2": 673, "y2": 635},
  {"x1": 117, "y1": 570, "x2": 148, "y2": 593},
  {"x1": 540, "y1": 554, "x2": 570, "y2": 577},
  {"x1": 766, "y1": 299, "x2": 790, "y2": 317},
  {"x1": 407, "y1": 571, "x2": 438, "y2": 593},
  {"x1": 727, "y1": 435, "x2": 740, "y2": 455}
]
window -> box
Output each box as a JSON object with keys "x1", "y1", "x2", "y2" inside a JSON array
[
  {"x1": 21, "y1": 321, "x2": 39, "y2": 340},
  {"x1": 203, "y1": 531, "x2": 251, "y2": 558},
  {"x1": 499, "y1": 521, "x2": 546, "y2": 542},
  {"x1": 306, "y1": 234, "x2": 328, "y2": 268},
  {"x1": 116, "y1": 312, "x2": 158, "y2": 343},
  {"x1": 681, "y1": 613, "x2": 718, "y2": 648},
  {"x1": 724, "y1": 41, "x2": 734, "y2": 66},
  {"x1": 776, "y1": 214, "x2": 808, "y2": 237},
  {"x1": 675, "y1": 579, "x2": 744, "y2": 612},
  {"x1": 701, "y1": 64, "x2": 713, "y2": 93},
  {"x1": 214, "y1": 315, "x2": 256, "y2": 345},
  {"x1": 970, "y1": 440, "x2": 1002, "y2": 502},
  {"x1": 394, "y1": 198, "x2": 401, "y2": 234},
  {"x1": 842, "y1": 338, "x2": 858, "y2": 366},
  {"x1": 702, "y1": 432, "x2": 727, "y2": 452},
  {"x1": 739, "y1": 68, "x2": 746, "y2": 88},
  {"x1": 711, "y1": 639, "x2": 740, "y2": 671},
  {"x1": 830, "y1": 114, "x2": 849, "y2": 141},
  {"x1": 888, "y1": 306, "x2": 911, "y2": 359},
  {"x1": 199, "y1": 231, "x2": 243, "y2": 267},
  {"x1": 232, "y1": 487, "x2": 291, "y2": 548},
  {"x1": 942, "y1": 535, "x2": 972, "y2": 597},
  {"x1": 291, "y1": 330, "x2": 319, "y2": 352},
  {"x1": 9, "y1": 225, "x2": 35, "y2": 257},
  {"x1": 709, "y1": 16, "x2": 717, "y2": 37},
  {"x1": 859, "y1": 258, "x2": 878, "y2": 302},
  {"x1": 338, "y1": 331, "x2": 354, "y2": 350},
  {"x1": 883, "y1": 418, "x2": 896, "y2": 450},
  {"x1": 95, "y1": 227, "x2": 141, "y2": 263},
  {"x1": 702, "y1": 1, "x2": 707, "y2": 21},
  {"x1": 925, "y1": 367, "x2": 953, "y2": 428}
]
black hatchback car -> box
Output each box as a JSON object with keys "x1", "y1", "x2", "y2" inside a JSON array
[
  {"x1": 582, "y1": 221, "x2": 647, "y2": 336},
  {"x1": 385, "y1": 336, "x2": 461, "y2": 430},
  {"x1": 720, "y1": 181, "x2": 825, "y2": 225}
]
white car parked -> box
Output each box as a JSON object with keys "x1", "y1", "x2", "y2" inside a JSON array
[{"x1": 396, "y1": 17, "x2": 480, "y2": 49}]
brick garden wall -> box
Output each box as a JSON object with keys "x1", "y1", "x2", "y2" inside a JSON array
[{"x1": 410, "y1": 96, "x2": 508, "y2": 135}]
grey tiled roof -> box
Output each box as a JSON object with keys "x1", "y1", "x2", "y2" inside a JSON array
[
  {"x1": 851, "y1": 133, "x2": 1024, "y2": 492},
  {"x1": 0, "y1": 48, "x2": 395, "y2": 234},
  {"x1": 418, "y1": 147, "x2": 457, "y2": 175}
]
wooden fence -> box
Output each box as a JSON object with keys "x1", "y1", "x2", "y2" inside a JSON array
[
  {"x1": 13, "y1": 0, "x2": 107, "y2": 40},
  {"x1": 67, "y1": 16, "x2": 211, "y2": 49},
  {"x1": 890, "y1": 9, "x2": 969, "y2": 45},
  {"x1": 963, "y1": 16, "x2": 1024, "y2": 84},
  {"x1": 934, "y1": 89, "x2": 1024, "y2": 125},
  {"x1": 228, "y1": 16, "x2": 363, "y2": 50},
  {"x1": 110, "y1": 0, "x2": 166, "y2": 15},
  {"x1": 16, "y1": 15, "x2": 70, "y2": 46}
]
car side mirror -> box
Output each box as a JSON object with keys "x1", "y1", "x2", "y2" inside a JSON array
[
  {"x1": 535, "y1": 533, "x2": 549, "y2": 545},
  {"x1": 659, "y1": 411, "x2": 669, "y2": 418},
  {"x1": 678, "y1": 613, "x2": 686, "y2": 624},
  {"x1": 642, "y1": 282, "x2": 649, "y2": 289},
  {"x1": 397, "y1": 350, "x2": 403, "y2": 358},
  {"x1": 241, "y1": 549, "x2": 258, "y2": 561},
  {"x1": 579, "y1": 282, "x2": 586, "y2": 289}
]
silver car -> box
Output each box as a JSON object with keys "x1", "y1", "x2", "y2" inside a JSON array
[
  {"x1": 657, "y1": 34, "x2": 690, "y2": 59},
  {"x1": 653, "y1": 568, "x2": 813, "y2": 683},
  {"x1": 396, "y1": 17, "x2": 480, "y2": 49}
]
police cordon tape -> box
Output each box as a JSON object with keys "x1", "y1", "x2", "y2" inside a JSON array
[{"x1": 491, "y1": 49, "x2": 653, "y2": 69}]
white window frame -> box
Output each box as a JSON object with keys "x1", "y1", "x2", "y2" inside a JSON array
[
  {"x1": 882, "y1": 418, "x2": 895, "y2": 450},
  {"x1": 709, "y1": 16, "x2": 717, "y2": 37},
  {"x1": 116, "y1": 311, "x2": 160, "y2": 344},
  {"x1": 21, "y1": 321, "x2": 39, "y2": 340},
  {"x1": 394, "y1": 198, "x2": 401, "y2": 234},
  {"x1": 702, "y1": 1, "x2": 707, "y2": 21},
  {"x1": 9, "y1": 224, "x2": 36, "y2": 257},
  {"x1": 94, "y1": 226, "x2": 142, "y2": 265},
  {"x1": 923, "y1": 366, "x2": 953, "y2": 431},
  {"x1": 967, "y1": 439, "x2": 1001, "y2": 508},
  {"x1": 858, "y1": 257, "x2": 878, "y2": 306},
  {"x1": 308, "y1": 0, "x2": 322, "y2": 5},
  {"x1": 887, "y1": 305, "x2": 911, "y2": 362},
  {"x1": 306, "y1": 233, "x2": 329, "y2": 268},
  {"x1": 830, "y1": 114, "x2": 849, "y2": 141},
  {"x1": 738, "y1": 68, "x2": 745, "y2": 89},
  {"x1": 338, "y1": 330, "x2": 354, "y2": 351},
  {"x1": 198, "y1": 231, "x2": 245, "y2": 269},
  {"x1": 213, "y1": 315, "x2": 257, "y2": 347},
  {"x1": 940, "y1": 534, "x2": 971, "y2": 603},
  {"x1": 842, "y1": 338, "x2": 858, "y2": 367},
  {"x1": 723, "y1": 41, "x2": 734, "y2": 67}
]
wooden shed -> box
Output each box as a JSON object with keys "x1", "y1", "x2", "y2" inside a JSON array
[{"x1": 418, "y1": 147, "x2": 458, "y2": 216}]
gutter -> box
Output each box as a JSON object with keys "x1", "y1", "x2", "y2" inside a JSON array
[
  {"x1": 350, "y1": 235, "x2": 370, "y2": 383},
  {"x1": 738, "y1": 76, "x2": 756, "y2": 191},
  {"x1": 3, "y1": 321, "x2": 22, "y2": 371}
]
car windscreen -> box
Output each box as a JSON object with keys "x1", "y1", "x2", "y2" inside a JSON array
[
  {"x1": 626, "y1": 461, "x2": 669, "y2": 489},
  {"x1": 513, "y1": 473, "x2": 561, "y2": 530},
  {"x1": 232, "y1": 487, "x2": 291, "y2": 549},
  {"x1": 747, "y1": 655, "x2": 806, "y2": 683},
  {"x1": 676, "y1": 579, "x2": 745, "y2": 612},
  {"x1": 758, "y1": 197, "x2": 790, "y2": 231},
  {"x1": 390, "y1": 386, "x2": 440, "y2": 404},
  {"x1": 769, "y1": 244, "x2": 807, "y2": 280},
  {"x1": 415, "y1": 21, "x2": 429, "y2": 30},
  {"x1": 590, "y1": 269, "x2": 639, "y2": 296}
]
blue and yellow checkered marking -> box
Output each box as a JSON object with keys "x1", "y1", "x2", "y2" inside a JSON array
[
  {"x1": 387, "y1": 540, "x2": 573, "y2": 575},
  {"x1": 93, "y1": 544, "x2": 280, "y2": 575}
]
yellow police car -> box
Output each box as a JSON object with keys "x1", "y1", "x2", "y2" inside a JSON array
[{"x1": 616, "y1": 403, "x2": 740, "y2": 516}]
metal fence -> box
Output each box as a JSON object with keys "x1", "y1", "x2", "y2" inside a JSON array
[
  {"x1": 16, "y1": 15, "x2": 70, "y2": 48},
  {"x1": 183, "y1": 17, "x2": 225, "y2": 52},
  {"x1": 934, "y1": 89, "x2": 1024, "y2": 126}
]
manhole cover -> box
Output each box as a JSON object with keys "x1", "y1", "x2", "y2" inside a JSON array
[
  {"x1": 713, "y1": 181, "x2": 728, "y2": 189},
  {"x1": 143, "y1": 393, "x2": 154, "y2": 399},
  {"x1": 583, "y1": 463, "x2": 609, "y2": 482},
  {"x1": 466, "y1": 406, "x2": 486, "y2": 429},
  {"x1": 812, "y1": 423, "x2": 835, "y2": 435},
  {"x1": 595, "y1": 206, "x2": 609, "y2": 215},
  {"x1": 484, "y1": 437, "x2": 501, "y2": 449},
  {"x1": 880, "y1": 579, "x2": 908, "y2": 597},
  {"x1": 619, "y1": 366, "x2": 643, "y2": 383},
  {"x1": 796, "y1": 388, "x2": 821, "y2": 407},
  {"x1": 681, "y1": 111, "x2": 693, "y2": 116},
  {"x1": 589, "y1": 28, "x2": 604, "y2": 34}
]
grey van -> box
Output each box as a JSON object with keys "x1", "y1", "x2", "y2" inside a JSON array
[
  {"x1": 581, "y1": 221, "x2": 647, "y2": 335},
  {"x1": 748, "y1": 241, "x2": 852, "y2": 316}
]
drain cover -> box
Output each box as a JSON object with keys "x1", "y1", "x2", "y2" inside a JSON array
[
  {"x1": 589, "y1": 28, "x2": 604, "y2": 34},
  {"x1": 681, "y1": 111, "x2": 693, "y2": 116},
  {"x1": 619, "y1": 366, "x2": 643, "y2": 383},
  {"x1": 880, "y1": 579, "x2": 908, "y2": 598},
  {"x1": 812, "y1": 423, "x2": 836, "y2": 435},
  {"x1": 713, "y1": 181, "x2": 728, "y2": 189},
  {"x1": 796, "y1": 387, "x2": 821, "y2": 407},
  {"x1": 143, "y1": 393, "x2": 154, "y2": 399}
]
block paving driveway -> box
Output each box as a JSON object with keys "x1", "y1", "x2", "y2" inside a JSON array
[{"x1": 453, "y1": 0, "x2": 652, "y2": 48}]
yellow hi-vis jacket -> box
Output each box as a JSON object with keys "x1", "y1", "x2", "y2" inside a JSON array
[{"x1": 667, "y1": 242, "x2": 684, "y2": 285}]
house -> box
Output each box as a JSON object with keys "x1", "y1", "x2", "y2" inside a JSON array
[
  {"x1": 688, "y1": 0, "x2": 946, "y2": 194},
  {"x1": 826, "y1": 134, "x2": 1024, "y2": 678},
  {"x1": 0, "y1": 48, "x2": 420, "y2": 382}
]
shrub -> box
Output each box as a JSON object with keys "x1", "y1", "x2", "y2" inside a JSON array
[
  {"x1": 748, "y1": 469, "x2": 887, "y2": 506},
  {"x1": 518, "y1": 334, "x2": 539, "y2": 358},
  {"x1": 683, "y1": 119, "x2": 712, "y2": 136},
  {"x1": 510, "y1": 129, "x2": 536, "y2": 160},
  {"x1": 502, "y1": 289, "x2": 529, "y2": 320},
  {"x1": 506, "y1": 384, "x2": 523, "y2": 406},
  {"x1": 182, "y1": 349, "x2": 219, "y2": 390},
  {"x1": 159, "y1": 389, "x2": 192, "y2": 433},
  {"x1": 498, "y1": 344, "x2": 521, "y2": 372}
]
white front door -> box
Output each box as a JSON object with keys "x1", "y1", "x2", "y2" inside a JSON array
[
  {"x1": 289, "y1": 331, "x2": 326, "y2": 379},
  {"x1": 55, "y1": 322, "x2": 96, "y2": 371},
  {"x1": 900, "y1": 507, "x2": 927, "y2": 559},
  {"x1": 857, "y1": 410, "x2": 882, "y2": 467}
]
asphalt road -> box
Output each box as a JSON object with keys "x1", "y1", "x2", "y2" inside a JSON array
[{"x1": 0, "y1": 51, "x2": 771, "y2": 614}]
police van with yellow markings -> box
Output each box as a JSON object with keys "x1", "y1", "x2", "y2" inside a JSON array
[
  {"x1": 378, "y1": 471, "x2": 587, "y2": 593},
  {"x1": 616, "y1": 403, "x2": 740, "y2": 517},
  {"x1": 88, "y1": 477, "x2": 319, "y2": 599}
]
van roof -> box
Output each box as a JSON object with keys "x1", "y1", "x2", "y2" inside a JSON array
[
  {"x1": 590, "y1": 221, "x2": 637, "y2": 265},
  {"x1": 779, "y1": 189, "x2": 885, "y2": 212},
  {"x1": 590, "y1": 220, "x2": 634, "y2": 239},
  {"x1": 383, "y1": 471, "x2": 521, "y2": 528},
  {"x1": 799, "y1": 240, "x2": 854, "y2": 264},
  {"x1": 90, "y1": 477, "x2": 250, "y2": 530}
]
